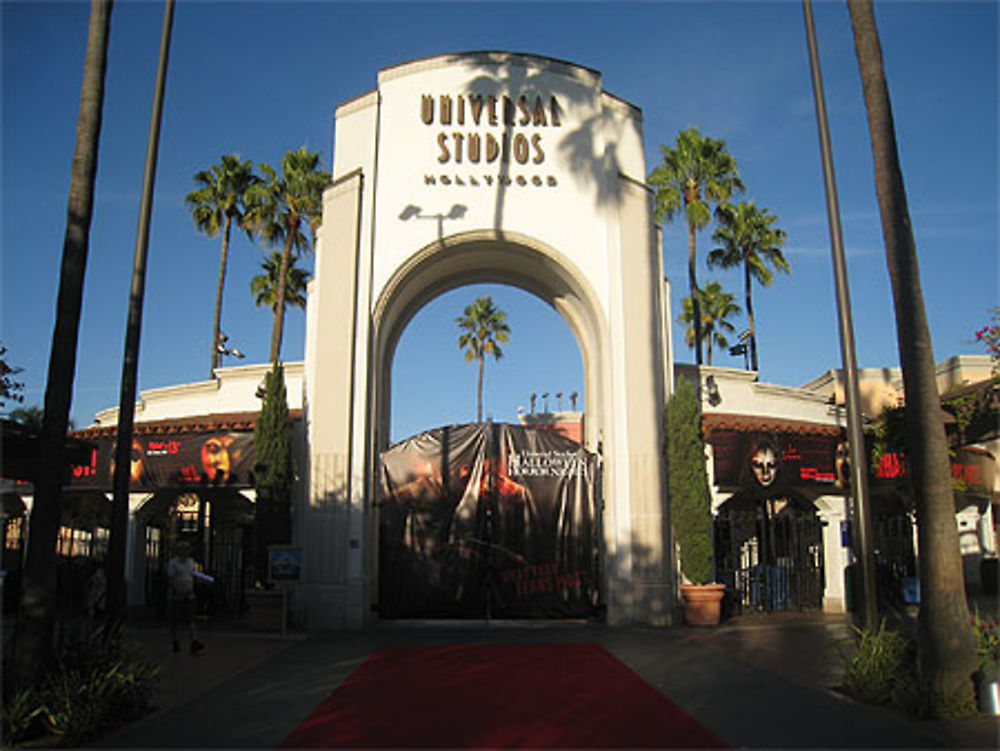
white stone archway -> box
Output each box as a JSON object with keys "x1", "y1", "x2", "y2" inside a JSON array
[{"x1": 297, "y1": 52, "x2": 674, "y2": 628}]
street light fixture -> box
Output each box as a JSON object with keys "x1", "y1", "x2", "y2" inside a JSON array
[{"x1": 216, "y1": 332, "x2": 244, "y2": 363}]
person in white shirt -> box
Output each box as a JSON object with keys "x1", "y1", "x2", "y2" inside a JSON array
[{"x1": 166, "y1": 540, "x2": 205, "y2": 654}]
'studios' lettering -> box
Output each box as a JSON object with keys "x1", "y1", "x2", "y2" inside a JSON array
[{"x1": 436, "y1": 132, "x2": 544, "y2": 165}]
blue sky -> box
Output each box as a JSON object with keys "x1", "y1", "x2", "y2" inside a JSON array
[{"x1": 2, "y1": 0, "x2": 997, "y2": 443}]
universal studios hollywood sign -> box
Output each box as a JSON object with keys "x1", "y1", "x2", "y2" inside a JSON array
[{"x1": 421, "y1": 92, "x2": 563, "y2": 188}]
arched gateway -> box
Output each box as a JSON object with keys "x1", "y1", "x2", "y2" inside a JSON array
[{"x1": 299, "y1": 52, "x2": 674, "y2": 627}]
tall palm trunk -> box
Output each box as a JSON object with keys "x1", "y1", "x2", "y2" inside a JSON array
[
  {"x1": 14, "y1": 0, "x2": 112, "y2": 687},
  {"x1": 210, "y1": 214, "x2": 232, "y2": 376},
  {"x1": 744, "y1": 258, "x2": 758, "y2": 371},
  {"x1": 269, "y1": 219, "x2": 297, "y2": 363},
  {"x1": 688, "y1": 225, "x2": 702, "y2": 365},
  {"x1": 477, "y1": 353, "x2": 484, "y2": 423},
  {"x1": 848, "y1": 0, "x2": 977, "y2": 714}
]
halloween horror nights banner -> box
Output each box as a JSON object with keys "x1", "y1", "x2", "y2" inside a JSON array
[
  {"x1": 379, "y1": 423, "x2": 601, "y2": 619},
  {"x1": 66, "y1": 431, "x2": 255, "y2": 490}
]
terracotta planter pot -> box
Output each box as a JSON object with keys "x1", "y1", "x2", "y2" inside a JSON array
[{"x1": 680, "y1": 583, "x2": 726, "y2": 626}]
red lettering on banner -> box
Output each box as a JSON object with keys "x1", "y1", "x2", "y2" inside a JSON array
[
  {"x1": 147, "y1": 440, "x2": 181, "y2": 455},
  {"x1": 877, "y1": 452, "x2": 906, "y2": 479},
  {"x1": 72, "y1": 448, "x2": 98, "y2": 479},
  {"x1": 800, "y1": 467, "x2": 836, "y2": 482}
]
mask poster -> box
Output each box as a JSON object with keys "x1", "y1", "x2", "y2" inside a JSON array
[
  {"x1": 378, "y1": 423, "x2": 602, "y2": 619},
  {"x1": 709, "y1": 429, "x2": 846, "y2": 498},
  {"x1": 66, "y1": 431, "x2": 255, "y2": 490}
]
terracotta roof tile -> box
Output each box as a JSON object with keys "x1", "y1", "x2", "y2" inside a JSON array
[
  {"x1": 71, "y1": 410, "x2": 303, "y2": 439},
  {"x1": 702, "y1": 412, "x2": 844, "y2": 437}
]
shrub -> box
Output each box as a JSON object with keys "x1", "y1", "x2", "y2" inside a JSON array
[
  {"x1": 665, "y1": 376, "x2": 714, "y2": 584},
  {"x1": 840, "y1": 620, "x2": 980, "y2": 718},
  {"x1": 1, "y1": 628, "x2": 158, "y2": 747},
  {"x1": 841, "y1": 620, "x2": 913, "y2": 706}
]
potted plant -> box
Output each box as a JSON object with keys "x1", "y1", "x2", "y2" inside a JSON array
[
  {"x1": 247, "y1": 362, "x2": 293, "y2": 631},
  {"x1": 665, "y1": 376, "x2": 724, "y2": 625}
]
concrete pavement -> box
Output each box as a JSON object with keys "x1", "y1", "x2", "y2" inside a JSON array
[{"x1": 90, "y1": 612, "x2": 998, "y2": 750}]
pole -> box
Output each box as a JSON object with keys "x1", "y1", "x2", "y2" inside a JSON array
[
  {"x1": 802, "y1": 0, "x2": 878, "y2": 630},
  {"x1": 107, "y1": 0, "x2": 175, "y2": 620}
]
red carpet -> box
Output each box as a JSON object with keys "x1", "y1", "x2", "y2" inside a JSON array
[{"x1": 280, "y1": 642, "x2": 728, "y2": 748}]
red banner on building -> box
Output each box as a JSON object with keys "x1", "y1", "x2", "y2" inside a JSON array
[{"x1": 66, "y1": 431, "x2": 255, "y2": 490}]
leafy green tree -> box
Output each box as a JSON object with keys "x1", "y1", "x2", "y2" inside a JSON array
[
  {"x1": 185, "y1": 154, "x2": 259, "y2": 377},
  {"x1": 649, "y1": 127, "x2": 744, "y2": 365},
  {"x1": 456, "y1": 296, "x2": 510, "y2": 423},
  {"x1": 665, "y1": 376, "x2": 713, "y2": 584},
  {"x1": 9, "y1": 405, "x2": 45, "y2": 432},
  {"x1": 848, "y1": 0, "x2": 977, "y2": 716},
  {"x1": 0, "y1": 343, "x2": 25, "y2": 410},
  {"x1": 245, "y1": 147, "x2": 330, "y2": 363},
  {"x1": 15, "y1": 0, "x2": 112, "y2": 687},
  {"x1": 678, "y1": 281, "x2": 741, "y2": 367},
  {"x1": 251, "y1": 251, "x2": 310, "y2": 313},
  {"x1": 252, "y1": 362, "x2": 292, "y2": 585},
  {"x1": 708, "y1": 201, "x2": 789, "y2": 371}
]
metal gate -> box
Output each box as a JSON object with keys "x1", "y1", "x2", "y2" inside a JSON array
[{"x1": 715, "y1": 497, "x2": 824, "y2": 614}]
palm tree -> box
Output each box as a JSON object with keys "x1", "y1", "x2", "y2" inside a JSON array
[
  {"x1": 15, "y1": 0, "x2": 112, "y2": 687},
  {"x1": 678, "y1": 281, "x2": 741, "y2": 367},
  {"x1": 456, "y1": 296, "x2": 510, "y2": 423},
  {"x1": 848, "y1": 0, "x2": 977, "y2": 715},
  {"x1": 649, "y1": 127, "x2": 744, "y2": 365},
  {"x1": 708, "y1": 201, "x2": 789, "y2": 372},
  {"x1": 251, "y1": 251, "x2": 310, "y2": 313},
  {"x1": 185, "y1": 154, "x2": 258, "y2": 378},
  {"x1": 245, "y1": 146, "x2": 330, "y2": 363}
]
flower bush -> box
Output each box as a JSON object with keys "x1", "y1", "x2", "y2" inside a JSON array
[
  {"x1": 971, "y1": 607, "x2": 999, "y2": 676},
  {"x1": 975, "y1": 306, "x2": 1000, "y2": 374}
]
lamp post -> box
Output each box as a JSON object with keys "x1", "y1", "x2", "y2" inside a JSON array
[
  {"x1": 803, "y1": 0, "x2": 878, "y2": 631},
  {"x1": 107, "y1": 0, "x2": 174, "y2": 621}
]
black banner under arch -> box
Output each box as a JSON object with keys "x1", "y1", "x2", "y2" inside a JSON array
[{"x1": 377, "y1": 422, "x2": 602, "y2": 619}]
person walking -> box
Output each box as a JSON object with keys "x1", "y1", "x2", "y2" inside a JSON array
[{"x1": 167, "y1": 540, "x2": 205, "y2": 654}]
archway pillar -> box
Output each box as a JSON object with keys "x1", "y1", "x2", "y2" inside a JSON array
[
  {"x1": 602, "y1": 175, "x2": 675, "y2": 625},
  {"x1": 301, "y1": 169, "x2": 371, "y2": 628}
]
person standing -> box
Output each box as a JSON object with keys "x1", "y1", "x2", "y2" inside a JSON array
[{"x1": 167, "y1": 540, "x2": 204, "y2": 654}]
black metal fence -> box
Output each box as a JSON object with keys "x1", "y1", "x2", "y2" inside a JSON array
[{"x1": 715, "y1": 499, "x2": 825, "y2": 615}]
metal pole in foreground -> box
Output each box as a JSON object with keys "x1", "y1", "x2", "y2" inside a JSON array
[
  {"x1": 802, "y1": 0, "x2": 878, "y2": 631},
  {"x1": 107, "y1": 0, "x2": 175, "y2": 620}
]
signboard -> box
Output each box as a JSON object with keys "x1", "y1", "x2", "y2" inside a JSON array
[
  {"x1": 709, "y1": 429, "x2": 845, "y2": 495},
  {"x1": 66, "y1": 430, "x2": 255, "y2": 490},
  {"x1": 268, "y1": 546, "x2": 302, "y2": 582},
  {"x1": 874, "y1": 446, "x2": 994, "y2": 496},
  {"x1": 378, "y1": 423, "x2": 601, "y2": 619}
]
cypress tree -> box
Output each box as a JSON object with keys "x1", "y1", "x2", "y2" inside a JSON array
[
  {"x1": 665, "y1": 376, "x2": 714, "y2": 584},
  {"x1": 252, "y1": 362, "x2": 292, "y2": 586}
]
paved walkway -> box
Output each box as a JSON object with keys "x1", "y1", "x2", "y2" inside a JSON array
[{"x1": 90, "y1": 612, "x2": 998, "y2": 750}]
